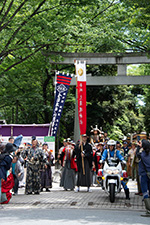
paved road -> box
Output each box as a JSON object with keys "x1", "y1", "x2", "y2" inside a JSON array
[
  {"x1": 1, "y1": 208, "x2": 149, "y2": 225},
  {"x1": 1, "y1": 180, "x2": 149, "y2": 225},
  {"x1": 1, "y1": 180, "x2": 145, "y2": 211}
]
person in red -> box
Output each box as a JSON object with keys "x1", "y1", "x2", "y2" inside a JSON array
[
  {"x1": 1, "y1": 172, "x2": 14, "y2": 204},
  {"x1": 0, "y1": 143, "x2": 16, "y2": 204},
  {"x1": 60, "y1": 140, "x2": 77, "y2": 191},
  {"x1": 93, "y1": 142, "x2": 104, "y2": 174}
]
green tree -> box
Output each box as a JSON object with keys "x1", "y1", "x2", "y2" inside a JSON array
[{"x1": 0, "y1": 0, "x2": 149, "y2": 140}]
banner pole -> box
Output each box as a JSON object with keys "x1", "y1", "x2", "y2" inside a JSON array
[{"x1": 80, "y1": 135, "x2": 85, "y2": 175}]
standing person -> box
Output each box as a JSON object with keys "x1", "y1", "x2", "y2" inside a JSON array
[
  {"x1": 134, "y1": 146, "x2": 142, "y2": 196},
  {"x1": 40, "y1": 143, "x2": 52, "y2": 192},
  {"x1": 22, "y1": 136, "x2": 46, "y2": 195},
  {"x1": 126, "y1": 143, "x2": 132, "y2": 177},
  {"x1": 122, "y1": 141, "x2": 129, "y2": 157},
  {"x1": 15, "y1": 145, "x2": 25, "y2": 188},
  {"x1": 0, "y1": 143, "x2": 16, "y2": 181},
  {"x1": 93, "y1": 142, "x2": 104, "y2": 174},
  {"x1": 75, "y1": 134, "x2": 93, "y2": 192},
  {"x1": 60, "y1": 142, "x2": 76, "y2": 191},
  {"x1": 137, "y1": 140, "x2": 150, "y2": 217},
  {"x1": 0, "y1": 143, "x2": 16, "y2": 204},
  {"x1": 11, "y1": 155, "x2": 24, "y2": 195},
  {"x1": 128, "y1": 142, "x2": 137, "y2": 180},
  {"x1": 58, "y1": 139, "x2": 67, "y2": 156}
]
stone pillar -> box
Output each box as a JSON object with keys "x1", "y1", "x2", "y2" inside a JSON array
[{"x1": 117, "y1": 65, "x2": 127, "y2": 76}]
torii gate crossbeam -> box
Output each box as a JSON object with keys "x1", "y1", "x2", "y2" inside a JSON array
[{"x1": 48, "y1": 52, "x2": 150, "y2": 141}]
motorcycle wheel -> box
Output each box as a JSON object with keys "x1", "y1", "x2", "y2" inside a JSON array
[{"x1": 109, "y1": 183, "x2": 115, "y2": 203}]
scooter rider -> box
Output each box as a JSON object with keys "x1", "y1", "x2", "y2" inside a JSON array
[{"x1": 101, "y1": 140, "x2": 130, "y2": 200}]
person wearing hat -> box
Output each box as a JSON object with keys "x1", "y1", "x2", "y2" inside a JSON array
[
  {"x1": 75, "y1": 134, "x2": 93, "y2": 192},
  {"x1": 0, "y1": 143, "x2": 16, "y2": 181},
  {"x1": 22, "y1": 136, "x2": 47, "y2": 195},
  {"x1": 122, "y1": 141, "x2": 129, "y2": 157},
  {"x1": 40, "y1": 143, "x2": 53, "y2": 192},
  {"x1": 90, "y1": 125, "x2": 104, "y2": 146},
  {"x1": 101, "y1": 140, "x2": 130, "y2": 200}
]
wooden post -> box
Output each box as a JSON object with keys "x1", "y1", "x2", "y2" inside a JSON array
[{"x1": 80, "y1": 135, "x2": 85, "y2": 175}]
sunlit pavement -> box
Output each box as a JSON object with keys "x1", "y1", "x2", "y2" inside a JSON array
[{"x1": 1, "y1": 179, "x2": 145, "y2": 211}]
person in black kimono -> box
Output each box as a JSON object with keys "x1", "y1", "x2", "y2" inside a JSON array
[
  {"x1": 75, "y1": 134, "x2": 93, "y2": 192},
  {"x1": 40, "y1": 143, "x2": 52, "y2": 192},
  {"x1": 22, "y1": 136, "x2": 47, "y2": 195}
]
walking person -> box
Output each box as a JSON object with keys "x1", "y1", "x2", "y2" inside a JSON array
[{"x1": 75, "y1": 134, "x2": 93, "y2": 192}]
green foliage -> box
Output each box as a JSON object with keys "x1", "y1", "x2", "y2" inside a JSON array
[{"x1": 0, "y1": 0, "x2": 149, "y2": 140}]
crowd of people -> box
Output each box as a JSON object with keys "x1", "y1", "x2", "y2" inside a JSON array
[
  {"x1": 57, "y1": 126, "x2": 150, "y2": 216},
  {"x1": 0, "y1": 126, "x2": 150, "y2": 216},
  {"x1": 0, "y1": 135, "x2": 54, "y2": 204}
]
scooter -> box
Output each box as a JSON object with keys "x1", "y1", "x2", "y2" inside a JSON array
[{"x1": 97, "y1": 158, "x2": 128, "y2": 203}]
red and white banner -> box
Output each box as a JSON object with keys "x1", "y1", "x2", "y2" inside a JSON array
[{"x1": 75, "y1": 61, "x2": 87, "y2": 135}]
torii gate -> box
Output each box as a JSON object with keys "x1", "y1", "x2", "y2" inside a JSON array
[{"x1": 47, "y1": 52, "x2": 150, "y2": 141}]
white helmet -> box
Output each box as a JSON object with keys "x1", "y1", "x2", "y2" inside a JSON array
[{"x1": 107, "y1": 140, "x2": 116, "y2": 146}]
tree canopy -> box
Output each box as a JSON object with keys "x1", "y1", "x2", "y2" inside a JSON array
[{"x1": 0, "y1": 0, "x2": 150, "y2": 142}]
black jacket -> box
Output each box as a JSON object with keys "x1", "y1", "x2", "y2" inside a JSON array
[
  {"x1": 0, "y1": 154, "x2": 12, "y2": 180},
  {"x1": 75, "y1": 142, "x2": 93, "y2": 172}
]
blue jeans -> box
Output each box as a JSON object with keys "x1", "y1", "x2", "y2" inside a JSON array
[{"x1": 140, "y1": 174, "x2": 150, "y2": 199}]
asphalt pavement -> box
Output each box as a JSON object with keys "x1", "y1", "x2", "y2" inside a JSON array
[{"x1": 1, "y1": 208, "x2": 150, "y2": 225}]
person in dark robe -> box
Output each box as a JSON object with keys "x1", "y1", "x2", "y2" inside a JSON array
[
  {"x1": 75, "y1": 134, "x2": 93, "y2": 192},
  {"x1": 22, "y1": 136, "x2": 47, "y2": 195},
  {"x1": 40, "y1": 143, "x2": 52, "y2": 192},
  {"x1": 60, "y1": 141, "x2": 77, "y2": 191}
]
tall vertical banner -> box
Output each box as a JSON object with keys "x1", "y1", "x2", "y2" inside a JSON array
[
  {"x1": 50, "y1": 72, "x2": 72, "y2": 137},
  {"x1": 75, "y1": 61, "x2": 87, "y2": 135}
]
